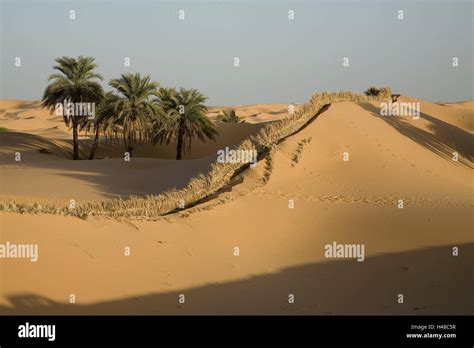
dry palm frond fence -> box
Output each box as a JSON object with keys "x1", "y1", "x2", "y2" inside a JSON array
[{"x1": 0, "y1": 88, "x2": 391, "y2": 220}]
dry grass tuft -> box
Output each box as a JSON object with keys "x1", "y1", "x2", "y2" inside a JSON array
[{"x1": 291, "y1": 137, "x2": 312, "y2": 167}]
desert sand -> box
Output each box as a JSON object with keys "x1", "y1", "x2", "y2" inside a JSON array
[{"x1": 0, "y1": 97, "x2": 472, "y2": 314}]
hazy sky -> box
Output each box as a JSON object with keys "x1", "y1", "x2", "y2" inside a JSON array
[{"x1": 1, "y1": 0, "x2": 472, "y2": 104}]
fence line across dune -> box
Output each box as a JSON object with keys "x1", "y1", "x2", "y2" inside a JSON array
[{"x1": 0, "y1": 88, "x2": 392, "y2": 220}]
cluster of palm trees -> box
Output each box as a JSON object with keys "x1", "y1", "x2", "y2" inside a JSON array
[
  {"x1": 42, "y1": 56, "x2": 217, "y2": 160},
  {"x1": 217, "y1": 109, "x2": 244, "y2": 123}
]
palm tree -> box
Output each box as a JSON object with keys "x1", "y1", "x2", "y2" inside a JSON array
[
  {"x1": 218, "y1": 109, "x2": 244, "y2": 123},
  {"x1": 108, "y1": 73, "x2": 162, "y2": 157},
  {"x1": 154, "y1": 87, "x2": 218, "y2": 160},
  {"x1": 42, "y1": 56, "x2": 104, "y2": 160},
  {"x1": 82, "y1": 92, "x2": 118, "y2": 160}
]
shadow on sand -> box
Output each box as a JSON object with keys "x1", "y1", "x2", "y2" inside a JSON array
[
  {"x1": 359, "y1": 103, "x2": 473, "y2": 168},
  {"x1": 1, "y1": 244, "x2": 472, "y2": 315}
]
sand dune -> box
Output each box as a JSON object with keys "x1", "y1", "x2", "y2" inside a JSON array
[
  {"x1": 0, "y1": 100, "x2": 71, "y2": 140},
  {"x1": 401, "y1": 96, "x2": 473, "y2": 131},
  {"x1": 437, "y1": 100, "x2": 474, "y2": 110},
  {"x1": 208, "y1": 104, "x2": 298, "y2": 124},
  {"x1": 0, "y1": 102, "x2": 290, "y2": 202},
  {"x1": 0, "y1": 96, "x2": 472, "y2": 314}
]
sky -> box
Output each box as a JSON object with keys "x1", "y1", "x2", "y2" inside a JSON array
[{"x1": 0, "y1": 0, "x2": 472, "y2": 105}]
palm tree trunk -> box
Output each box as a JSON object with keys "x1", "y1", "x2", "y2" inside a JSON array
[
  {"x1": 72, "y1": 122, "x2": 79, "y2": 160},
  {"x1": 88, "y1": 126, "x2": 100, "y2": 160},
  {"x1": 127, "y1": 133, "x2": 134, "y2": 158},
  {"x1": 176, "y1": 116, "x2": 186, "y2": 160}
]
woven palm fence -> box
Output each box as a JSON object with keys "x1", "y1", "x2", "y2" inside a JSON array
[{"x1": 0, "y1": 88, "x2": 391, "y2": 219}]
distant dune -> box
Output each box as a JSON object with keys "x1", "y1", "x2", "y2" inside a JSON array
[{"x1": 0, "y1": 96, "x2": 472, "y2": 314}]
